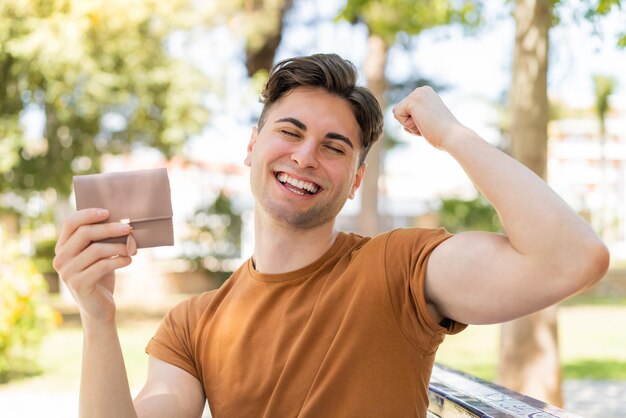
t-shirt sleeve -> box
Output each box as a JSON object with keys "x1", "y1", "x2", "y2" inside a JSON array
[
  {"x1": 145, "y1": 293, "x2": 213, "y2": 381},
  {"x1": 384, "y1": 228, "x2": 467, "y2": 353}
]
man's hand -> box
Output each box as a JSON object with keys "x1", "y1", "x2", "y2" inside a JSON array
[
  {"x1": 53, "y1": 208, "x2": 133, "y2": 324},
  {"x1": 392, "y1": 86, "x2": 463, "y2": 150}
]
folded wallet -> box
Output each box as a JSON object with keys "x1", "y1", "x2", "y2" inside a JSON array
[{"x1": 73, "y1": 168, "x2": 174, "y2": 253}]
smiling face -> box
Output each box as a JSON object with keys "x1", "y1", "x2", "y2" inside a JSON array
[{"x1": 244, "y1": 87, "x2": 365, "y2": 230}]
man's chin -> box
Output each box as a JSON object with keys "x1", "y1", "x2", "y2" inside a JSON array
[
  {"x1": 267, "y1": 205, "x2": 334, "y2": 231},
  {"x1": 276, "y1": 214, "x2": 329, "y2": 231}
]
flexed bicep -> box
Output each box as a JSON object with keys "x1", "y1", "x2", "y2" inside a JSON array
[{"x1": 425, "y1": 231, "x2": 580, "y2": 325}]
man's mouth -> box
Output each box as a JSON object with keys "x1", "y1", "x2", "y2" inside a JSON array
[{"x1": 275, "y1": 172, "x2": 321, "y2": 196}]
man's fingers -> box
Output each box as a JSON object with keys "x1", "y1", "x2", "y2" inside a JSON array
[
  {"x1": 392, "y1": 103, "x2": 409, "y2": 124},
  {"x1": 57, "y1": 242, "x2": 129, "y2": 279},
  {"x1": 53, "y1": 222, "x2": 132, "y2": 273},
  {"x1": 393, "y1": 106, "x2": 421, "y2": 136},
  {"x1": 393, "y1": 100, "x2": 417, "y2": 126},
  {"x1": 65, "y1": 222, "x2": 131, "y2": 256},
  {"x1": 404, "y1": 126, "x2": 421, "y2": 136},
  {"x1": 56, "y1": 209, "x2": 110, "y2": 250},
  {"x1": 400, "y1": 114, "x2": 419, "y2": 135},
  {"x1": 66, "y1": 256, "x2": 132, "y2": 294}
]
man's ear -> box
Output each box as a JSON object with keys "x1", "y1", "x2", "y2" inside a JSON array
[
  {"x1": 244, "y1": 127, "x2": 258, "y2": 167},
  {"x1": 349, "y1": 163, "x2": 366, "y2": 200}
]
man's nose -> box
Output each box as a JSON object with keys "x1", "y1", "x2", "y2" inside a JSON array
[{"x1": 291, "y1": 142, "x2": 319, "y2": 169}]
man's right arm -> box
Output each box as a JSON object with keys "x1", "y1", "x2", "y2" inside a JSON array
[
  {"x1": 54, "y1": 209, "x2": 204, "y2": 417},
  {"x1": 134, "y1": 357, "x2": 206, "y2": 417}
]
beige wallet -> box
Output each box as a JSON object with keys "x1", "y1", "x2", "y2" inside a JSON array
[{"x1": 73, "y1": 168, "x2": 174, "y2": 254}]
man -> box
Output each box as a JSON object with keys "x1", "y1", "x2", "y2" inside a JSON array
[{"x1": 53, "y1": 53, "x2": 609, "y2": 417}]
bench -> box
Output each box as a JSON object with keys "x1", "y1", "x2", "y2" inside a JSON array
[{"x1": 428, "y1": 364, "x2": 582, "y2": 418}]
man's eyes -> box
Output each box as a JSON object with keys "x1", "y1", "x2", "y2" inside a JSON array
[
  {"x1": 324, "y1": 144, "x2": 345, "y2": 155},
  {"x1": 280, "y1": 130, "x2": 300, "y2": 137},
  {"x1": 279, "y1": 130, "x2": 346, "y2": 155}
]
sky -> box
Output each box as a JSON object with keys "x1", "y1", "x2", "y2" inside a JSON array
[{"x1": 180, "y1": 1, "x2": 626, "y2": 213}]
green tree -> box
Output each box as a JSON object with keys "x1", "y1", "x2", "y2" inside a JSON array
[
  {"x1": 500, "y1": 0, "x2": 623, "y2": 405},
  {"x1": 338, "y1": 0, "x2": 483, "y2": 236},
  {"x1": 0, "y1": 0, "x2": 210, "y2": 199}
]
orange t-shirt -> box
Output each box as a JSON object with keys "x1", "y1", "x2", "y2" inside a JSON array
[{"x1": 146, "y1": 228, "x2": 466, "y2": 417}]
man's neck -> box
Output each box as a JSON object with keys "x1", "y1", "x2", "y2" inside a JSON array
[{"x1": 252, "y1": 210, "x2": 339, "y2": 274}]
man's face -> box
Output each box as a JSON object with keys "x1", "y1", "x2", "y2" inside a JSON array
[{"x1": 244, "y1": 87, "x2": 365, "y2": 230}]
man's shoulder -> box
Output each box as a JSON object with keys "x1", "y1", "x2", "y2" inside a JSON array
[
  {"x1": 341, "y1": 227, "x2": 451, "y2": 248},
  {"x1": 334, "y1": 228, "x2": 451, "y2": 267},
  {"x1": 386, "y1": 226, "x2": 450, "y2": 239},
  {"x1": 165, "y1": 288, "x2": 220, "y2": 319}
]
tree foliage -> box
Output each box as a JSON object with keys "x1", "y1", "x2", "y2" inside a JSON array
[
  {"x1": 549, "y1": 0, "x2": 625, "y2": 46},
  {"x1": 339, "y1": 0, "x2": 483, "y2": 45},
  {"x1": 0, "y1": 0, "x2": 210, "y2": 198},
  {"x1": 582, "y1": 0, "x2": 626, "y2": 46}
]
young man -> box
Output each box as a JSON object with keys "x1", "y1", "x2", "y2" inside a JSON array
[{"x1": 53, "y1": 53, "x2": 609, "y2": 418}]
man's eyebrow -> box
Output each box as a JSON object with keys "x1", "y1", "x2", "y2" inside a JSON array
[
  {"x1": 275, "y1": 117, "x2": 354, "y2": 149},
  {"x1": 275, "y1": 117, "x2": 306, "y2": 130},
  {"x1": 326, "y1": 132, "x2": 354, "y2": 149}
]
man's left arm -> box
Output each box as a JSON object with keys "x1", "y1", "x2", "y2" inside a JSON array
[{"x1": 394, "y1": 87, "x2": 609, "y2": 326}]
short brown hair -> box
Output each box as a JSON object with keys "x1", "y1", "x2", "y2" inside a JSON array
[{"x1": 258, "y1": 53, "x2": 383, "y2": 165}]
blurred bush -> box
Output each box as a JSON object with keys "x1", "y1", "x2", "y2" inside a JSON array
[
  {"x1": 180, "y1": 190, "x2": 242, "y2": 282},
  {"x1": 0, "y1": 240, "x2": 56, "y2": 383},
  {"x1": 439, "y1": 194, "x2": 501, "y2": 233},
  {"x1": 32, "y1": 238, "x2": 57, "y2": 274}
]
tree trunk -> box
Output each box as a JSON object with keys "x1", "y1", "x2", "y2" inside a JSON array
[
  {"x1": 357, "y1": 34, "x2": 387, "y2": 236},
  {"x1": 244, "y1": 0, "x2": 293, "y2": 77},
  {"x1": 500, "y1": 307, "x2": 563, "y2": 405},
  {"x1": 499, "y1": 0, "x2": 563, "y2": 407}
]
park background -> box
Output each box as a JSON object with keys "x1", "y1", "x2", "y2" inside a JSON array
[{"x1": 1, "y1": 0, "x2": 626, "y2": 417}]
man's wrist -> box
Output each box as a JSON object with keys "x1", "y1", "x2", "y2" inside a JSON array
[
  {"x1": 439, "y1": 124, "x2": 480, "y2": 153},
  {"x1": 80, "y1": 312, "x2": 118, "y2": 338}
]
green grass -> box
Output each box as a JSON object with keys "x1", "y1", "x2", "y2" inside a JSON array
[
  {"x1": 435, "y1": 323, "x2": 501, "y2": 381},
  {"x1": 561, "y1": 294, "x2": 626, "y2": 307},
  {"x1": 435, "y1": 303, "x2": 626, "y2": 382},
  {"x1": 0, "y1": 318, "x2": 161, "y2": 394},
  {"x1": 563, "y1": 359, "x2": 626, "y2": 379}
]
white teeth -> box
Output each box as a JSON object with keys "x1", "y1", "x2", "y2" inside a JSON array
[{"x1": 276, "y1": 173, "x2": 319, "y2": 194}]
